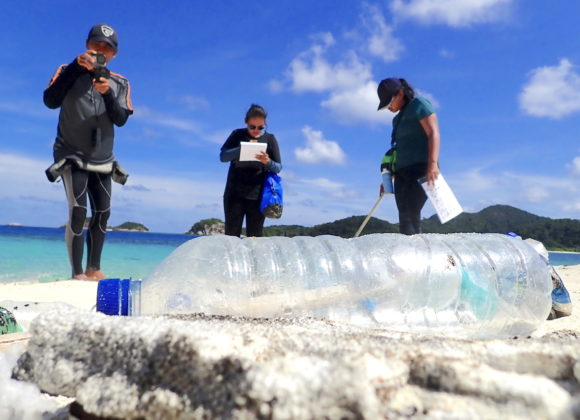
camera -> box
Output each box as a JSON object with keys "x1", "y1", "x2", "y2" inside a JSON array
[{"x1": 91, "y1": 53, "x2": 110, "y2": 81}]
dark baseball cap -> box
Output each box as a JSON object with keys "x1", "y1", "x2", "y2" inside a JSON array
[
  {"x1": 87, "y1": 24, "x2": 118, "y2": 51},
  {"x1": 377, "y1": 78, "x2": 402, "y2": 110}
]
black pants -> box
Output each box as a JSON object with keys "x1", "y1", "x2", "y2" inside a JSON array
[
  {"x1": 224, "y1": 194, "x2": 265, "y2": 237},
  {"x1": 62, "y1": 165, "x2": 111, "y2": 276},
  {"x1": 394, "y1": 164, "x2": 428, "y2": 236}
]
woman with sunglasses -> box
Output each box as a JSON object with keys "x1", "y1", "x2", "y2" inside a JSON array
[
  {"x1": 377, "y1": 77, "x2": 440, "y2": 235},
  {"x1": 220, "y1": 104, "x2": 282, "y2": 237}
]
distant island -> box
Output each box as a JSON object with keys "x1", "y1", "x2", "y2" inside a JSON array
[
  {"x1": 58, "y1": 220, "x2": 149, "y2": 232},
  {"x1": 110, "y1": 222, "x2": 149, "y2": 232},
  {"x1": 188, "y1": 205, "x2": 580, "y2": 251},
  {"x1": 186, "y1": 218, "x2": 225, "y2": 235}
]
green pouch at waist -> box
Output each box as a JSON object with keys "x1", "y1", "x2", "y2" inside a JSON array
[{"x1": 380, "y1": 148, "x2": 397, "y2": 173}]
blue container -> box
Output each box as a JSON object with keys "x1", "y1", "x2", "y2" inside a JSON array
[
  {"x1": 97, "y1": 278, "x2": 132, "y2": 316},
  {"x1": 96, "y1": 278, "x2": 122, "y2": 315}
]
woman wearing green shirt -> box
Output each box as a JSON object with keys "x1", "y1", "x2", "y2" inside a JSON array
[{"x1": 377, "y1": 78, "x2": 441, "y2": 235}]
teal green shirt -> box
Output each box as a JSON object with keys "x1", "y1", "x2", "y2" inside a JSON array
[{"x1": 391, "y1": 97, "x2": 435, "y2": 170}]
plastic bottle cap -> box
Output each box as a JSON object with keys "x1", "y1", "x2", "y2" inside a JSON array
[{"x1": 96, "y1": 278, "x2": 131, "y2": 316}]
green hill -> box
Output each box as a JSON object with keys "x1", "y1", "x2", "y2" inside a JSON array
[
  {"x1": 420, "y1": 204, "x2": 548, "y2": 234},
  {"x1": 190, "y1": 205, "x2": 580, "y2": 251},
  {"x1": 260, "y1": 205, "x2": 580, "y2": 251}
]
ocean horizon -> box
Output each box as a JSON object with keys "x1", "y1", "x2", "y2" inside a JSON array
[{"x1": 1, "y1": 225, "x2": 579, "y2": 283}]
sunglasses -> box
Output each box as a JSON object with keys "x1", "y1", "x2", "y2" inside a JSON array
[{"x1": 248, "y1": 125, "x2": 265, "y2": 130}]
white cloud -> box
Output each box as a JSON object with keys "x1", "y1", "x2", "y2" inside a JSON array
[
  {"x1": 0, "y1": 152, "x2": 60, "y2": 200},
  {"x1": 360, "y1": 4, "x2": 404, "y2": 62},
  {"x1": 294, "y1": 126, "x2": 346, "y2": 165},
  {"x1": 296, "y1": 177, "x2": 360, "y2": 200},
  {"x1": 285, "y1": 40, "x2": 388, "y2": 124},
  {"x1": 0, "y1": 152, "x2": 224, "y2": 232},
  {"x1": 302, "y1": 177, "x2": 344, "y2": 190},
  {"x1": 321, "y1": 81, "x2": 393, "y2": 125},
  {"x1": 439, "y1": 49, "x2": 454, "y2": 59},
  {"x1": 288, "y1": 46, "x2": 372, "y2": 93},
  {"x1": 0, "y1": 150, "x2": 375, "y2": 231},
  {"x1": 119, "y1": 169, "x2": 223, "y2": 212},
  {"x1": 0, "y1": 101, "x2": 54, "y2": 119},
  {"x1": 391, "y1": 0, "x2": 513, "y2": 27},
  {"x1": 269, "y1": 7, "x2": 407, "y2": 125},
  {"x1": 134, "y1": 106, "x2": 202, "y2": 133},
  {"x1": 415, "y1": 89, "x2": 440, "y2": 109},
  {"x1": 449, "y1": 166, "x2": 580, "y2": 217},
  {"x1": 203, "y1": 129, "x2": 232, "y2": 145},
  {"x1": 280, "y1": 176, "x2": 363, "y2": 224},
  {"x1": 519, "y1": 59, "x2": 580, "y2": 119},
  {"x1": 267, "y1": 79, "x2": 284, "y2": 94},
  {"x1": 176, "y1": 95, "x2": 210, "y2": 111},
  {"x1": 563, "y1": 202, "x2": 580, "y2": 212},
  {"x1": 132, "y1": 106, "x2": 229, "y2": 146},
  {"x1": 572, "y1": 156, "x2": 580, "y2": 175},
  {"x1": 524, "y1": 187, "x2": 550, "y2": 203}
]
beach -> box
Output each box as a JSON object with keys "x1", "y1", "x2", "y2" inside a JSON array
[
  {"x1": 1, "y1": 265, "x2": 579, "y2": 419},
  {"x1": 0, "y1": 280, "x2": 98, "y2": 311}
]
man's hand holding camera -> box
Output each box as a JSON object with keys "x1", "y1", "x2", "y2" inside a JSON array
[
  {"x1": 77, "y1": 49, "x2": 97, "y2": 71},
  {"x1": 76, "y1": 50, "x2": 111, "y2": 94}
]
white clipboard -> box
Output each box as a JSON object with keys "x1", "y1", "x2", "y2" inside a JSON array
[
  {"x1": 419, "y1": 174, "x2": 463, "y2": 224},
  {"x1": 239, "y1": 141, "x2": 267, "y2": 162}
]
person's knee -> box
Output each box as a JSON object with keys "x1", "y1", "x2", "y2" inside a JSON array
[
  {"x1": 90, "y1": 210, "x2": 110, "y2": 232},
  {"x1": 70, "y1": 206, "x2": 87, "y2": 235}
]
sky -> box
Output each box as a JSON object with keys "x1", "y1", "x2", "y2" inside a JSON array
[{"x1": 1, "y1": 0, "x2": 580, "y2": 233}]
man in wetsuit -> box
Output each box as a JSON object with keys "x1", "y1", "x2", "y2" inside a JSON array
[{"x1": 44, "y1": 24, "x2": 133, "y2": 280}]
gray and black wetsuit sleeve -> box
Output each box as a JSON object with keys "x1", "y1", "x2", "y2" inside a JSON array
[
  {"x1": 101, "y1": 78, "x2": 133, "y2": 126},
  {"x1": 44, "y1": 60, "x2": 86, "y2": 109}
]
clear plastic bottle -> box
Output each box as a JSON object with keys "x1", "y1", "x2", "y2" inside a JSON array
[{"x1": 140, "y1": 233, "x2": 552, "y2": 338}]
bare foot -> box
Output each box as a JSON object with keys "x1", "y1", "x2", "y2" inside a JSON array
[
  {"x1": 72, "y1": 274, "x2": 91, "y2": 280},
  {"x1": 84, "y1": 270, "x2": 106, "y2": 281}
]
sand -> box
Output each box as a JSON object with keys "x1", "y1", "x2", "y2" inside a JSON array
[
  {"x1": 0, "y1": 280, "x2": 98, "y2": 311},
  {"x1": 532, "y1": 264, "x2": 580, "y2": 336}
]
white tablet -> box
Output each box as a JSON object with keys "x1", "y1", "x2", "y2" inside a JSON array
[{"x1": 239, "y1": 141, "x2": 267, "y2": 162}]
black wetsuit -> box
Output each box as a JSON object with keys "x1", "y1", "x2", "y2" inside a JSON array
[
  {"x1": 44, "y1": 59, "x2": 133, "y2": 276},
  {"x1": 220, "y1": 129, "x2": 282, "y2": 237}
]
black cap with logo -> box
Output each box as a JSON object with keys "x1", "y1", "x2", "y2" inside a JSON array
[
  {"x1": 377, "y1": 78, "x2": 402, "y2": 111},
  {"x1": 87, "y1": 24, "x2": 118, "y2": 52}
]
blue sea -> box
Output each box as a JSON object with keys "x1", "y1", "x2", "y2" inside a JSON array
[
  {"x1": 0, "y1": 225, "x2": 195, "y2": 283},
  {"x1": 1, "y1": 225, "x2": 579, "y2": 283}
]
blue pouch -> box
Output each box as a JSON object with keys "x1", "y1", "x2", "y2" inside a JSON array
[{"x1": 260, "y1": 172, "x2": 283, "y2": 219}]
